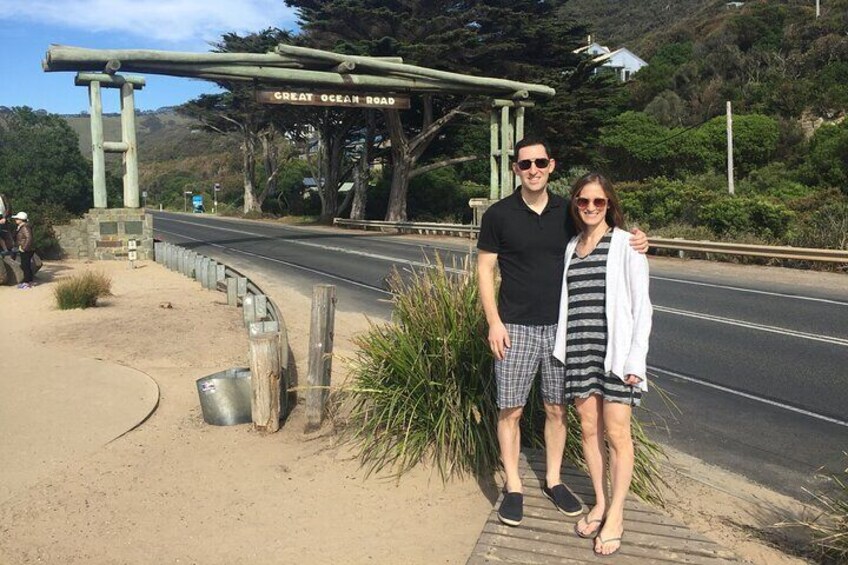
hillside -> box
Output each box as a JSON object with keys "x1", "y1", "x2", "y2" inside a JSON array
[
  {"x1": 562, "y1": 0, "x2": 718, "y2": 50},
  {"x1": 62, "y1": 110, "x2": 243, "y2": 209}
]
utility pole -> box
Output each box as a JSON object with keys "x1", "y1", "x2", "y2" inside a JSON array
[
  {"x1": 816, "y1": 0, "x2": 821, "y2": 18},
  {"x1": 727, "y1": 101, "x2": 735, "y2": 196}
]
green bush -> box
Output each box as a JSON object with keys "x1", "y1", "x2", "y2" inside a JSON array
[
  {"x1": 698, "y1": 196, "x2": 794, "y2": 239},
  {"x1": 343, "y1": 256, "x2": 668, "y2": 504},
  {"x1": 54, "y1": 271, "x2": 112, "y2": 310}
]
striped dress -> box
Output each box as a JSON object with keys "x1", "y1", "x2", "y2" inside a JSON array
[{"x1": 564, "y1": 231, "x2": 642, "y2": 406}]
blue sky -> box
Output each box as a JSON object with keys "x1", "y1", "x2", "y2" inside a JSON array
[{"x1": 0, "y1": 1, "x2": 299, "y2": 115}]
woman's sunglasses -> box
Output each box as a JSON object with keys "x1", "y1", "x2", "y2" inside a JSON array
[
  {"x1": 515, "y1": 158, "x2": 551, "y2": 170},
  {"x1": 575, "y1": 197, "x2": 608, "y2": 210}
]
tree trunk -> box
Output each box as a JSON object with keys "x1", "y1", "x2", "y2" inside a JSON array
[
  {"x1": 382, "y1": 99, "x2": 473, "y2": 222},
  {"x1": 258, "y1": 129, "x2": 278, "y2": 210},
  {"x1": 350, "y1": 111, "x2": 374, "y2": 220},
  {"x1": 386, "y1": 156, "x2": 413, "y2": 222},
  {"x1": 242, "y1": 133, "x2": 260, "y2": 213},
  {"x1": 317, "y1": 126, "x2": 338, "y2": 224}
]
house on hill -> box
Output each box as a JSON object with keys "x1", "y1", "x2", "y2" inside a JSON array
[{"x1": 573, "y1": 40, "x2": 648, "y2": 82}]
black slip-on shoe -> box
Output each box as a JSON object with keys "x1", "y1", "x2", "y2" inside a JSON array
[
  {"x1": 497, "y1": 492, "x2": 523, "y2": 526},
  {"x1": 543, "y1": 482, "x2": 583, "y2": 516}
]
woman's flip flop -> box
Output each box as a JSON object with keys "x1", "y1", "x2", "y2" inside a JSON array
[{"x1": 574, "y1": 516, "x2": 603, "y2": 539}]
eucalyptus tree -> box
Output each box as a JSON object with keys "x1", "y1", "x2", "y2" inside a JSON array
[
  {"x1": 285, "y1": 0, "x2": 619, "y2": 220},
  {"x1": 179, "y1": 28, "x2": 305, "y2": 213}
]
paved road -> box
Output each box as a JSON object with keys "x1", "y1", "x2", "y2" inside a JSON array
[{"x1": 154, "y1": 211, "x2": 848, "y2": 499}]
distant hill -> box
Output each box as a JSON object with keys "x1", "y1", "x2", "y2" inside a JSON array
[
  {"x1": 562, "y1": 0, "x2": 720, "y2": 52},
  {"x1": 61, "y1": 109, "x2": 243, "y2": 208}
]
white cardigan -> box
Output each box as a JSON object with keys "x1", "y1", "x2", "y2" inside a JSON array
[{"x1": 552, "y1": 227, "x2": 653, "y2": 392}]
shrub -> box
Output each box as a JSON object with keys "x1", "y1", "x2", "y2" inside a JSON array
[
  {"x1": 698, "y1": 196, "x2": 794, "y2": 239},
  {"x1": 54, "y1": 271, "x2": 112, "y2": 310},
  {"x1": 343, "y1": 256, "x2": 668, "y2": 504},
  {"x1": 791, "y1": 201, "x2": 848, "y2": 252},
  {"x1": 343, "y1": 255, "x2": 499, "y2": 480}
]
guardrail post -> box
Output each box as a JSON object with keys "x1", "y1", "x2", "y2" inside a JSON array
[
  {"x1": 226, "y1": 277, "x2": 239, "y2": 306},
  {"x1": 199, "y1": 257, "x2": 210, "y2": 286},
  {"x1": 248, "y1": 328, "x2": 282, "y2": 433},
  {"x1": 242, "y1": 294, "x2": 268, "y2": 326},
  {"x1": 216, "y1": 265, "x2": 226, "y2": 290},
  {"x1": 237, "y1": 277, "x2": 248, "y2": 301},
  {"x1": 194, "y1": 255, "x2": 203, "y2": 283},
  {"x1": 185, "y1": 251, "x2": 196, "y2": 277},
  {"x1": 305, "y1": 284, "x2": 336, "y2": 432},
  {"x1": 206, "y1": 260, "x2": 218, "y2": 290}
]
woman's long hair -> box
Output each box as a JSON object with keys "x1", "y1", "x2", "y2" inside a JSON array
[{"x1": 569, "y1": 172, "x2": 626, "y2": 233}]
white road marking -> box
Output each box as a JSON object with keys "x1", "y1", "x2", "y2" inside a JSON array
[
  {"x1": 649, "y1": 366, "x2": 848, "y2": 428},
  {"x1": 652, "y1": 276, "x2": 848, "y2": 306},
  {"x1": 654, "y1": 305, "x2": 848, "y2": 347}
]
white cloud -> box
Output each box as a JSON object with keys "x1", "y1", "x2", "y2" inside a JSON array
[{"x1": 0, "y1": 0, "x2": 299, "y2": 44}]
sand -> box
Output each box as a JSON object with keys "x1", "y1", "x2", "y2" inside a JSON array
[{"x1": 0, "y1": 259, "x2": 817, "y2": 564}]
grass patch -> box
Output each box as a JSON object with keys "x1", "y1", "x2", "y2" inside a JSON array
[
  {"x1": 801, "y1": 456, "x2": 848, "y2": 563},
  {"x1": 54, "y1": 271, "x2": 112, "y2": 310},
  {"x1": 342, "y1": 255, "x2": 667, "y2": 504}
]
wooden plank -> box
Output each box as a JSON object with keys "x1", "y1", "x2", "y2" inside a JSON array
[
  {"x1": 476, "y1": 530, "x2": 739, "y2": 564},
  {"x1": 480, "y1": 516, "x2": 733, "y2": 559},
  {"x1": 469, "y1": 448, "x2": 739, "y2": 564}
]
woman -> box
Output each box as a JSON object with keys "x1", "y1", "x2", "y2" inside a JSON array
[
  {"x1": 12, "y1": 211, "x2": 35, "y2": 288},
  {"x1": 552, "y1": 173, "x2": 652, "y2": 557}
]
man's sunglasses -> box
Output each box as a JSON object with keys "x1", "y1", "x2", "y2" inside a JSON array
[
  {"x1": 575, "y1": 197, "x2": 608, "y2": 210},
  {"x1": 515, "y1": 158, "x2": 551, "y2": 170}
]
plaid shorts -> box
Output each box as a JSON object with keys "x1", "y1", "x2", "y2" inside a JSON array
[{"x1": 494, "y1": 323, "x2": 566, "y2": 408}]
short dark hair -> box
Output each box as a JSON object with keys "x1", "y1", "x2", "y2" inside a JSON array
[
  {"x1": 513, "y1": 136, "x2": 552, "y2": 160},
  {"x1": 570, "y1": 172, "x2": 627, "y2": 232}
]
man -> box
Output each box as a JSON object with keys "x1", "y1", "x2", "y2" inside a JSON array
[
  {"x1": 477, "y1": 137, "x2": 648, "y2": 526},
  {"x1": 12, "y1": 211, "x2": 35, "y2": 288}
]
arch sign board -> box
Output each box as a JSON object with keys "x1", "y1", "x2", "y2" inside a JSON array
[{"x1": 256, "y1": 88, "x2": 410, "y2": 110}]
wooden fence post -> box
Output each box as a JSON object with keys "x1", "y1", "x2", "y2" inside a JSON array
[
  {"x1": 248, "y1": 330, "x2": 282, "y2": 433},
  {"x1": 305, "y1": 284, "x2": 336, "y2": 432}
]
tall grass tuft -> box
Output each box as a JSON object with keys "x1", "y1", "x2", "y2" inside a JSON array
[
  {"x1": 803, "y1": 456, "x2": 848, "y2": 563},
  {"x1": 54, "y1": 271, "x2": 112, "y2": 310},
  {"x1": 343, "y1": 255, "x2": 667, "y2": 504},
  {"x1": 344, "y1": 255, "x2": 500, "y2": 480}
]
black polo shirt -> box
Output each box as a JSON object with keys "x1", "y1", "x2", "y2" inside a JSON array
[{"x1": 477, "y1": 189, "x2": 576, "y2": 325}]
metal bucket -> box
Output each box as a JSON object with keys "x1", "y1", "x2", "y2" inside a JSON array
[{"x1": 196, "y1": 368, "x2": 252, "y2": 426}]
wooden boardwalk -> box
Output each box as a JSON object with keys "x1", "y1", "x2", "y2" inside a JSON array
[{"x1": 468, "y1": 451, "x2": 740, "y2": 564}]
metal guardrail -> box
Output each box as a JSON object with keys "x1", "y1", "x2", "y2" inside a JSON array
[
  {"x1": 647, "y1": 238, "x2": 848, "y2": 263},
  {"x1": 334, "y1": 218, "x2": 477, "y2": 238},
  {"x1": 153, "y1": 240, "x2": 283, "y2": 325},
  {"x1": 333, "y1": 219, "x2": 848, "y2": 264}
]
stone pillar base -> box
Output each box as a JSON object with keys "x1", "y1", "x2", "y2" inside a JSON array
[{"x1": 54, "y1": 208, "x2": 154, "y2": 261}]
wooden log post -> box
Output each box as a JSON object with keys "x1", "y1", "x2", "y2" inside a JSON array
[
  {"x1": 248, "y1": 329, "x2": 282, "y2": 433},
  {"x1": 305, "y1": 284, "x2": 336, "y2": 432},
  {"x1": 154, "y1": 241, "x2": 162, "y2": 263},
  {"x1": 88, "y1": 80, "x2": 107, "y2": 209},
  {"x1": 120, "y1": 82, "x2": 140, "y2": 208}
]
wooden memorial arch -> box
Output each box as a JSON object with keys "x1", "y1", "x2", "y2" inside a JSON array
[{"x1": 44, "y1": 43, "x2": 555, "y2": 212}]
